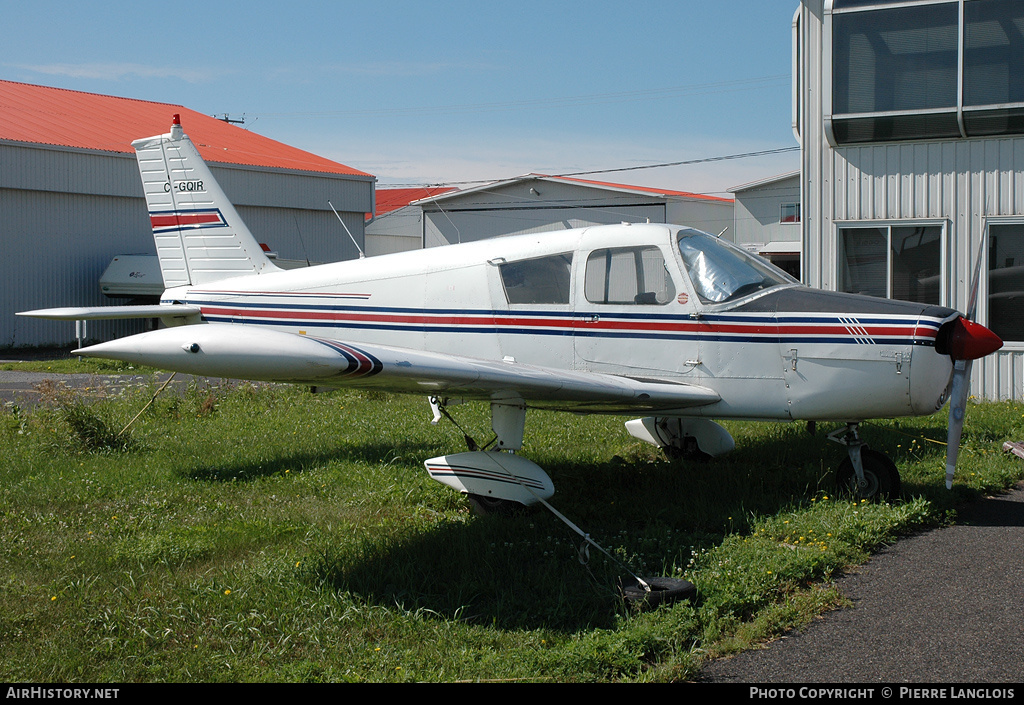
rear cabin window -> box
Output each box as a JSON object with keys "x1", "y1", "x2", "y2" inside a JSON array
[
  {"x1": 584, "y1": 247, "x2": 675, "y2": 305},
  {"x1": 499, "y1": 253, "x2": 573, "y2": 304}
]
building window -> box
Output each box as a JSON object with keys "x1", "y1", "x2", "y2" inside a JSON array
[
  {"x1": 963, "y1": 0, "x2": 1024, "y2": 136},
  {"x1": 499, "y1": 253, "x2": 572, "y2": 304},
  {"x1": 837, "y1": 224, "x2": 943, "y2": 305},
  {"x1": 987, "y1": 223, "x2": 1024, "y2": 342},
  {"x1": 781, "y1": 202, "x2": 801, "y2": 224},
  {"x1": 584, "y1": 247, "x2": 675, "y2": 305},
  {"x1": 829, "y1": 0, "x2": 1024, "y2": 144}
]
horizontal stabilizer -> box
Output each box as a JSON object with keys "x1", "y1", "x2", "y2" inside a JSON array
[{"x1": 17, "y1": 304, "x2": 202, "y2": 322}]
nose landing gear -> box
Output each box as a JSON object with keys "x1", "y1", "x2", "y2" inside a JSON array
[{"x1": 828, "y1": 423, "x2": 901, "y2": 500}]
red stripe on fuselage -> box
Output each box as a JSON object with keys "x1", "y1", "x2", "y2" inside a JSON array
[{"x1": 197, "y1": 305, "x2": 935, "y2": 341}]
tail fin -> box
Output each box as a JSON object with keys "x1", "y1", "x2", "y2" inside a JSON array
[{"x1": 132, "y1": 115, "x2": 280, "y2": 288}]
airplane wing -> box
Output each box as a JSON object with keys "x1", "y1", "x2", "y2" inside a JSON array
[
  {"x1": 74, "y1": 323, "x2": 720, "y2": 414},
  {"x1": 17, "y1": 304, "x2": 202, "y2": 323}
]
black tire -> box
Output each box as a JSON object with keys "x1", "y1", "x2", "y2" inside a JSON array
[
  {"x1": 620, "y1": 576, "x2": 696, "y2": 608},
  {"x1": 466, "y1": 493, "x2": 529, "y2": 517},
  {"x1": 663, "y1": 437, "x2": 711, "y2": 462},
  {"x1": 836, "y1": 448, "x2": 901, "y2": 501}
]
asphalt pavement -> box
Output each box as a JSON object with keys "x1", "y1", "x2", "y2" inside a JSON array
[
  {"x1": 701, "y1": 481, "x2": 1024, "y2": 684},
  {"x1": 0, "y1": 349, "x2": 221, "y2": 407}
]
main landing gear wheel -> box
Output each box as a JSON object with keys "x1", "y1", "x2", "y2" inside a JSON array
[
  {"x1": 836, "y1": 448, "x2": 901, "y2": 501},
  {"x1": 466, "y1": 493, "x2": 529, "y2": 517},
  {"x1": 663, "y1": 436, "x2": 711, "y2": 462},
  {"x1": 620, "y1": 576, "x2": 696, "y2": 608}
]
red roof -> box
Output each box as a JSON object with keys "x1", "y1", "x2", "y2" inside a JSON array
[
  {"x1": 372, "y1": 186, "x2": 456, "y2": 218},
  {"x1": 0, "y1": 80, "x2": 372, "y2": 178}
]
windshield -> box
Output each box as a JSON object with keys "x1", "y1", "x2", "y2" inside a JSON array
[{"x1": 676, "y1": 228, "x2": 797, "y2": 304}]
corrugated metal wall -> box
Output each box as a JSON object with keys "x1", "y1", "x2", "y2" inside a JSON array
[
  {"x1": 1, "y1": 187, "x2": 149, "y2": 346},
  {"x1": 731, "y1": 176, "x2": 801, "y2": 248},
  {"x1": 799, "y1": 0, "x2": 1024, "y2": 401}
]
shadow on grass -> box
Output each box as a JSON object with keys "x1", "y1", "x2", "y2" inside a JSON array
[
  {"x1": 177, "y1": 439, "x2": 444, "y2": 482},
  {"x1": 174, "y1": 416, "x2": 991, "y2": 632},
  {"x1": 305, "y1": 427, "x2": 866, "y2": 632}
]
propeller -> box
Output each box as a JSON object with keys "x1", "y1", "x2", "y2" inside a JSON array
[{"x1": 944, "y1": 237, "x2": 1003, "y2": 489}]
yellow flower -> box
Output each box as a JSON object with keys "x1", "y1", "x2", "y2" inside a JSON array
[{"x1": 224, "y1": 589, "x2": 231, "y2": 595}]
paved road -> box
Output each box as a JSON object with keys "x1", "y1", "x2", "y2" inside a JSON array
[
  {"x1": 0, "y1": 369, "x2": 200, "y2": 408},
  {"x1": 0, "y1": 366, "x2": 229, "y2": 409},
  {"x1": 701, "y1": 482, "x2": 1024, "y2": 684}
]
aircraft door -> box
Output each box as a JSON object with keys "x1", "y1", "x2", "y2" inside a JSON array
[
  {"x1": 490, "y1": 252, "x2": 576, "y2": 368},
  {"x1": 673, "y1": 228, "x2": 791, "y2": 418},
  {"x1": 573, "y1": 244, "x2": 702, "y2": 378}
]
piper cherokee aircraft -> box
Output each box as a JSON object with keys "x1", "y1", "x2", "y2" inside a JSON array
[{"x1": 20, "y1": 116, "x2": 1004, "y2": 512}]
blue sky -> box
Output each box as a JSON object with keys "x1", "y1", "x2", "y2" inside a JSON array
[{"x1": 2, "y1": 1, "x2": 799, "y2": 195}]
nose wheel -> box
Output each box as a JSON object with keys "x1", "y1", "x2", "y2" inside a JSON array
[
  {"x1": 829, "y1": 423, "x2": 901, "y2": 501},
  {"x1": 835, "y1": 447, "x2": 901, "y2": 500}
]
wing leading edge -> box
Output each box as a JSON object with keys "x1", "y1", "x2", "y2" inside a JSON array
[{"x1": 75, "y1": 323, "x2": 720, "y2": 413}]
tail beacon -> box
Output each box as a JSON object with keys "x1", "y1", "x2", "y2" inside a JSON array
[{"x1": 132, "y1": 115, "x2": 279, "y2": 289}]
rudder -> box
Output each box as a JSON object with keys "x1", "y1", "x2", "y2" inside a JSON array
[{"x1": 132, "y1": 115, "x2": 279, "y2": 288}]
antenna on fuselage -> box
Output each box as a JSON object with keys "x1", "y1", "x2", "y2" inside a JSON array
[
  {"x1": 717, "y1": 227, "x2": 729, "y2": 238},
  {"x1": 328, "y1": 200, "x2": 366, "y2": 259}
]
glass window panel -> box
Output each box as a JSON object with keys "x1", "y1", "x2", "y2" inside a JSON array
[
  {"x1": 499, "y1": 253, "x2": 572, "y2": 304},
  {"x1": 964, "y1": 0, "x2": 1024, "y2": 107},
  {"x1": 832, "y1": 112, "x2": 961, "y2": 143},
  {"x1": 833, "y1": 3, "x2": 958, "y2": 114},
  {"x1": 890, "y1": 226, "x2": 941, "y2": 304},
  {"x1": 584, "y1": 247, "x2": 675, "y2": 305},
  {"x1": 833, "y1": 0, "x2": 911, "y2": 8},
  {"x1": 839, "y1": 227, "x2": 888, "y2": 298},
  {"x1": 963, "y1": 106, "x2": 1024, "y2": 136},
  {"x1": 781, "y1": 203, "x2": 801, "y2": 223},
  {"x1": 677, "y1": 229, "x2": 794, "y2": 304},
  {"x1": 987, "y1": 223, "x2": 1024, "y2": 342},
  {"x1": 839, "y1": 225, "x2": 942, "y2": 304}
]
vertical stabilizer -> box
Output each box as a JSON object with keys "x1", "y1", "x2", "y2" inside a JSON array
[{"x1": 132, "y1": 115, "x2": 279, "y2": 288}]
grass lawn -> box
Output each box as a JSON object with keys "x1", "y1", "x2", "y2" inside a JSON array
[{"x1": 2, "y1": 374, "x2": 1022, "y2": 682}]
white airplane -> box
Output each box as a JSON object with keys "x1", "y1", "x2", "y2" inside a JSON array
[{"x1": 20, "y1": 116, "x2": 1004, "y2": 513}]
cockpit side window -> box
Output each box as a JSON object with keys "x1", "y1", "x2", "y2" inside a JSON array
[
  {"x1": 584, "y1": 246, "x2": 676, "y2": 305},
  {"x1": 676, "y1": 229, "x2": 796, "y2": 304},
  {"x1": 499, "y1": 253, "x2": 573, "y2": 304}
]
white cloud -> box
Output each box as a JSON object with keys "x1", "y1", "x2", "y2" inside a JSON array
[{"x1": 14, "y1": 62, "x2": 222, "y2": 84}]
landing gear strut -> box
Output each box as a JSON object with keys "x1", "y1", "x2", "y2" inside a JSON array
[
  {"x1": 828, "y1": 423, "x2": 901, "y2": 500},
  {"x1": 425, "y1": 396, "x2": 554, "y2": 515}
]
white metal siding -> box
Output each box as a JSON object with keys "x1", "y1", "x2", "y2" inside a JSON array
[
  {"x1": 1, "y1": 188, "x2": 148, "y2": 346},
  {"x1": 799, "y1": 0, "x2": 1024, "y2": 401}
]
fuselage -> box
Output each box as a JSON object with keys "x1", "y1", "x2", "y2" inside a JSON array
[{"x1": 161, "y1": 223, "x2": 959, "y2": 422}]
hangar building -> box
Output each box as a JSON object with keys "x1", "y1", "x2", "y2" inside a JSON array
[
  {"x1": 729, "y1": 171, "x2": 802, "y2": 278},
  {"x1": 366, "y1": 174, "x2": 733, "y2": 251},
  {"x1": 0, "y1": 80, "x2": 374, "y2": 348},
  {"x1": 796, "y1": 0, "x2": 1024, "y2": 400}
]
